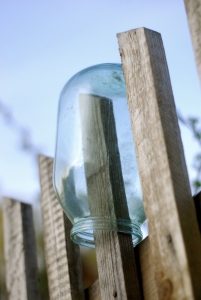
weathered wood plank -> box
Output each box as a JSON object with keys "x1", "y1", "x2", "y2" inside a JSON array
[
  {"x1": 2, "y1": 198, "x2": 40, "y2": 300},
  {"x1": 184, "y1": 0, "x2": 201, "y2": 84},
  {"x1": 79, "y1": 94, "x2": 142, "y2": 300},
  {"x1": 117, "y1": 27, "x2": 201, "y2": 299},
  {"x1": 38, "y1": 155, "x2": 85, "y2": 300}
]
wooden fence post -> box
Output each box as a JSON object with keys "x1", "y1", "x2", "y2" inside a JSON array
[
  {"x1": 79, "y1": 94, "x2": 142, "y2": 300},
  {"x1": 38, "y1": 155, "x2": 85, "y2": 300},
  {"x1": 184, "y1": 0, "x2": 201, "y2": 84},
  {"x1": 117, "y1": 27, "x2": 201, "y2": 299},
  {"x1": 2, "y1": 198, "x2": 40, "y2": 300}
]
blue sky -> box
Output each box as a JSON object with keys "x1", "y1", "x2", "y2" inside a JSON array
[{"x1": 0, "y1": 0, "x2": 200, "y2": 203}]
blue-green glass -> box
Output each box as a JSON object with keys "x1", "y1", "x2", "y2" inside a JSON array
[{"x1": 53, "y1": 63, "x2": 146, "y2": 248}]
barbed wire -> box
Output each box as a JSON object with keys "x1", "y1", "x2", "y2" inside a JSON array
[{"x1": 0, "y1": 99, "x2": 40, "y2": 160}]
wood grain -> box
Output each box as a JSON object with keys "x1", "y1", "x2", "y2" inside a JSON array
[
  {"x1": 2, "y1": 198, "x2": 40, "y2": 300},
  {"x1": 79, "y1": 94, "x2": 142, "y2": 300},
  {"x1": 117, "y1": 27, "x2": 201, "y2": 299},
  {"x1": 38, "y1": 155, "x2": 85, "y2": 300},
  {"x1": 184, "y1": 0, "x2": 201, "y2": 84}
]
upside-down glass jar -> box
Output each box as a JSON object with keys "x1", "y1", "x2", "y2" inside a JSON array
[{"x1": 53, "y1": 63, "x2": 146, "y2": 248}]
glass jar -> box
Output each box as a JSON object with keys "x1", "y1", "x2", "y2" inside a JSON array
[{"x1": 53, "y1": 63, "x2": 146, "y2": 248}]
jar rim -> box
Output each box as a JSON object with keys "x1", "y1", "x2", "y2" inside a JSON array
[{"x1": 70, "y1": 217, "x2": 143, "y2": 248}]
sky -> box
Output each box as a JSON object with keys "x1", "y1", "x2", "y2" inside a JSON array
[{"x1": 0, "y1": 0, "x2": 201, "y2": 204}]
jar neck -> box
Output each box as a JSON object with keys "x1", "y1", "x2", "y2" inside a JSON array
[{"x1": 70, "y1": 217, "x2": 143, "y2": 248}]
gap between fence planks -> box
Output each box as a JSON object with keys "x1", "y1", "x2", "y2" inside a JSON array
[
  {"x1": 184, "y1": 0, "x2": 201, "y2": 84},
  {"x1": 2, "y1": 198, "x2": 40, "y2": 300},
  {"x1": 79, "y1": 94, "x2": 142, "y2": 300},
  {"x1": 117, "y1": 27, "x2": 201, "y2": 299},
  {"x1": 193, "y1": 192, "x2": 201, "y2": 234},
  {"x1": 38, "y1": 155, "x2": 85, "y2": 300}
]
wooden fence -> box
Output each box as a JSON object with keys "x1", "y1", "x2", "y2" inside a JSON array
[{"x1": 2, "y1": 2, "x2": 201, "y2": 299}]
